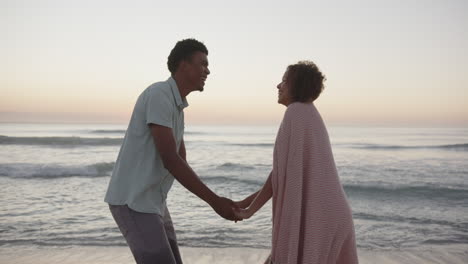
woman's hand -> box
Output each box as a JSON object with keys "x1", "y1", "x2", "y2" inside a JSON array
[
  {"x1": 233, "y1": 197, "x2": 252, "y2": 209},
  {"x1": 233, "y1": 206, "x2": 253, "y2": 220},
  {"x1": 233, "y1": 201, "x2": 247, "y2": 209}
]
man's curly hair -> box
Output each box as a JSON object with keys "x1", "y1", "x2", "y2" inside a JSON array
[
  {"x1": 286, "y1": 61, "x2": 326, "y2": 102},
  {"x1": 167, "y1": 38, "x2": 208, "y2": 74}
]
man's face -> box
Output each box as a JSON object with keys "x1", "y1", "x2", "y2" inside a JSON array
[{"x1": 183, "y1": 51, "x2": 210, "y2": 92}]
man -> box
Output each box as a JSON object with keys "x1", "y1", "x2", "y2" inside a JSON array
[{"x1": 104, "y1": 38, "x2": 239, "y2": 264}]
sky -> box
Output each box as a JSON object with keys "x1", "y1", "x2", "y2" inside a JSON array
[{"x1": 1, "y1": 0, "x2": 467, "y2": 126}]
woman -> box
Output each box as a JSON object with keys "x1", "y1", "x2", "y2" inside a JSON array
[{"x1": 234, "y1": 61, "x2": 358, "y2": 264}]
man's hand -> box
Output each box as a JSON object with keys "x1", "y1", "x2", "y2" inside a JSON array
[
  {"x1": 233, "y1": 207, "x2": 253, "y2": 220},
  {"x1": 233, "y1": 198, "x2": 250, "y2": 209},
  {"x1": 210, "y1": 196, "x2": 242, "y2": 221}
]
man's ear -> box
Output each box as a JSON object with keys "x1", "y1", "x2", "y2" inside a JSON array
[{"x1": 178, "y1": 60, "x2": 189, "y2": 72}]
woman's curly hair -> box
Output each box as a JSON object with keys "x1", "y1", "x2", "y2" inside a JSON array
[{"x1": 286, "y1": 61, "x2": 326, "y2": 102}]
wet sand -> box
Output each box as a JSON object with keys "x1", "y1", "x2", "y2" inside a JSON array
[{"x1": 0, "y1": 245, "x2": 467, "y2": 264}]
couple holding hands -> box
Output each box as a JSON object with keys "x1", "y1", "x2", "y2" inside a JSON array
[{"x1": 104, "y1": 39, "x2": 358, "y2": 264}]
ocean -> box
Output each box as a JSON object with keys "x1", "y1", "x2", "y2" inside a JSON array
[{"x1": 0, "y1": 123, "x2": 467, "y2": 251}]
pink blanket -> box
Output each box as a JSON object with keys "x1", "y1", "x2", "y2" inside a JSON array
[{"x1": 270, "y1": 103, "x2": 358, "y2": 264}]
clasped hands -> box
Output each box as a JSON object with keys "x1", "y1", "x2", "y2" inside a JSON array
[{"x1": 210, "y1": 196, "x2": 253, "y2": 222}]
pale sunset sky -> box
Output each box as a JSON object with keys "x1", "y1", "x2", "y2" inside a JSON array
[{"x1": 1, "y1": 0, "x2": 467, "y2": 126}]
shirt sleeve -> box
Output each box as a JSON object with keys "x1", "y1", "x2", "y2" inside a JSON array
[{"x1": 145, "y1": 88, "x2": 173, "y2": 128}]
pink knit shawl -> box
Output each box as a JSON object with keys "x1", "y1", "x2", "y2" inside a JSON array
[{"x1": 270, "y1": 103, "x2": 358, "y2": 264}]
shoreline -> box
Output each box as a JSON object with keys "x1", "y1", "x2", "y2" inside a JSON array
[{"x1": 0, "y1": 245, "x2": 466, "y2": 264}]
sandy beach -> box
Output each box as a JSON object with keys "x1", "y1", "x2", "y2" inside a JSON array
[{"x1": 0, "y1": 245, "x2": 466, "y2": 264}]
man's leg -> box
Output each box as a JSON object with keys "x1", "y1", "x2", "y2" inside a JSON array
[
  {"x1": 109, "y1": 204, "x2": 177, "y2": 264},
  {"x1": 163, "y1": 206, "x2": 183, "y2": 264}
]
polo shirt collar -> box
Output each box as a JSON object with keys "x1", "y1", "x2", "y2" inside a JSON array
[{"x1": 167, "y1": 76, "x2": 189, "y2": 109}]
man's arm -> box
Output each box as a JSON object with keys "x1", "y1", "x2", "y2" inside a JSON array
[
  {"x1": 150, "y1": 124, "x2": 238, "y2": 221},
  {"x1": 179, "y1": 138, "x2": 186, "y2": 162}
]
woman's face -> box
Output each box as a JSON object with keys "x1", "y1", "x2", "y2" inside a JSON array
[{"x1": 277, "y1": 71, "x2": 292, "y2": 106}]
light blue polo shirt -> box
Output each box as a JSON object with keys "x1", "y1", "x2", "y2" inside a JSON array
[{"x1": 104, "y1": 77, "x2": 188, "y2": 215}]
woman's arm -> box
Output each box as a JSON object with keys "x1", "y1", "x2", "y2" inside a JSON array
[
  {"x1": 234, "y1": 190, "x2": 259, "y2": 209},
  {"x1": 235, "y1": 172, "x2": 273, "y2": 219}
]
